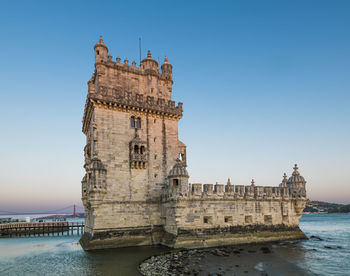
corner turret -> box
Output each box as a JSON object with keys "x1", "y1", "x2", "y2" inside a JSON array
[
  {"x1": 140, "y1": 50, "x2": 158, "y2": 73},
  {"x1": 161, "y1": 56, "x2": 172, "y2": 80},
  {"x1": 167, "y1": 159, "x2": 189, "y2": 197},
  {"x1": 287, "y1": 164, "x2": 306, "y2": 198},
  {"x1": 94, "y1": 36, "x2": 108, "y2": 64}
]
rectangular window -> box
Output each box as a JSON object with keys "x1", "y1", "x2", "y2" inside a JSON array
[
  {"x1": 264, "y1": 215, "x2": 272, "y2": 225},
  {"x1": 173, "y1": 179, "x2": 179, "y2": 187},
  {"x1": 136, "y1": 118, "x2": 141, "y2": 128},
  {"x1": 224, "y1": 216, "x2": 232, "y2": 223},
  {"x1": 203, "y1": 216, "x2": 212, "y2": 224},
  {"x1": 245, "y1": 215, "x2": 253, "y2": 224}
]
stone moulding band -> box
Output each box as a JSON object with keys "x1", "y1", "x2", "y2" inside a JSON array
[
  {"x1": 82, "y1": 94, "x2": 183, "y2": 133},
  {"x1": 89, "y1": 90, "x2": 183, "y2": 116}
]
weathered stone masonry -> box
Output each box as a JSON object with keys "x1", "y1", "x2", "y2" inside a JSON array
[{"x1": 80, "y1": 37, "x2": 307, "y2": 250}]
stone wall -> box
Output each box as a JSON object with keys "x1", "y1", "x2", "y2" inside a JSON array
[
  {"x1": 81, "y1": 39, "x2": 186, "y2": 245},
  {"x1": 80, "y1": 38, "x2": 307, "y2": 251}
]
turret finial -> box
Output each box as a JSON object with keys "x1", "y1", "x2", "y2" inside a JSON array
[
  {"x1": 99, "y1": 35, "x2": 103, "y2": 42},
  {"x1": 227, "y1": 178, "x2": 231, "y2": 185},
  {"x1": 283, "y1": 173, "x2": 287, "y2": 181},
  {"x1": 281, "y1": 173, "x2": 288, "y2": 187},
  {"x1": 164, "y1": 55, "x2": 168, "y2": 62},
  {"x1": 147, "y1": 50, "x2": 151, "y2": 58},
  {"x1": 293, "y1": 164, "x2": 300, "y2": 176},
  {"x1": 251, "y1": 179, "x2": 255, "y2": 186}
]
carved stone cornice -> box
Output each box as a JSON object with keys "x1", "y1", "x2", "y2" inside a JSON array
[{"x1": 85, "y1": 87, "x2": 182, "y2": 119}]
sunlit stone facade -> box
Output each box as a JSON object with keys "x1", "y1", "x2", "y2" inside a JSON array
[{"x1": 80, "y1": 37, "x2": 307, "y2": 250}]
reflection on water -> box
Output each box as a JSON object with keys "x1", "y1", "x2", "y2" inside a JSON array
[
  {"x1": 0, "y1": 236, "x2": 169, "y2": 275},
  {"x1": 0, "y1": 214, "x2": 349, "y2": 276}
]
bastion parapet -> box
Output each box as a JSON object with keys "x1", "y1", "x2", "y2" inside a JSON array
[{"x1": 80, "y1": 37, "x2": 308, "y2": 250}]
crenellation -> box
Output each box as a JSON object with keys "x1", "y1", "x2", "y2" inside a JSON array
[
  {"x1": 235, "y1": 185, "x2": 245, "y2": 199},
  {"x1": 191, "y1": 183, "x2": 202, "y2": 196},
  {"x1": 185, "y1": 182, "x2": 305, "y2": 201},
  {"x1": 264, "y1": 187, "x2": 273, "y2": 200},
  {"x1": 245, "y1": 185, "x2": 254, "y2": 199},
  {"x1": 214, "y1": 183, "x2": 225, "y2": 195},
  {"x1": 203, "y1": 184, "x2": 213, "y2": 195},
  {"x1": 80, "y1": 37, "x2": 308, "y2": 251}
]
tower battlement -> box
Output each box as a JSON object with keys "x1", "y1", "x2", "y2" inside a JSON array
[
  {"x1": 80, "y1": 37, "x2": 308, "y2": 251},
  {"x1": 178, "y1": 182, "x2": 293, "y2": 200}
]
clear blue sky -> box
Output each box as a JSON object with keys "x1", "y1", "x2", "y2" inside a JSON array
[{"x1": 0, "y1": 0, "x2": 349, "y2": 211}]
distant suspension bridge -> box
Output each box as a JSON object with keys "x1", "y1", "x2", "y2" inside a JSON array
[
  {"x1": 0, "y1": 204, "x2": 85, "y2": 217},
  {"x1": 0, "y1": 205, "x2": 85, "y2": 238}
]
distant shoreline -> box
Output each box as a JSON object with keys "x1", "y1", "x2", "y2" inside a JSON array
[{"x1": 303, "y1": 212, "x2": 350, "y2": 214}]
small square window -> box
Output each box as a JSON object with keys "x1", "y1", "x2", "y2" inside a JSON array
[
  {"x1": 203, "y1": 216, "x2": 212, "y2": 224},
  {"x1": 245, "y1": 215, "x2": 253, "y2": 224},
  {"x1": 264, "y1": 215, "x2": 272, "y2": 225}
]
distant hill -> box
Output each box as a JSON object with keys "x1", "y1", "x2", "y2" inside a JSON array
[{"x1": 304, "y1": 201, "x2": 350, "y2": 213}]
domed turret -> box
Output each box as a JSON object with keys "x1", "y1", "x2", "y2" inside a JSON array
[
  {"x1": 86, "y1": 157, "x2": 107, "y2": 195},
  {"x1": 167, "y1": 159, "x2": 189, "y2": 197},
  {"x1": 94, "y1": 36, "x2": 108, "y2": 63},
  {"x1": 287, "y1": 164, "x2": 306, "y2": 185},
  {"x1": 161, "y1": 56, "x2": 172, "y2": 80},
  {"x1": 287, "y1": 164, "x2": 306, "y2": 198},
  {"x1": 140, "y1": 50, "x2": 158, "y2": 72},
  {"x1": 168, "y1": 159, "x2": 189, "y2": 178}
]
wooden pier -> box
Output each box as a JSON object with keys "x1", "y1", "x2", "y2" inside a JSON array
[{"x1": 0, "y1": 221, "x2": 84, "y2": 237}]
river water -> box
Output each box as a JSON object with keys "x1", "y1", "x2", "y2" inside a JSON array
[{"x1": 0, "y1": 214, "x2": 349, "y2": 275}]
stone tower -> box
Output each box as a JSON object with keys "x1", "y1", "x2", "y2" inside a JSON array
[
  {"x1": 80, "y1": 37, "x2": 186, "y2": 249},
  {"x1": 80, "y1": 37, "x2": 308, "y2": 251}
]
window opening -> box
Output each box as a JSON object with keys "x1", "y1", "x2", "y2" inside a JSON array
[
  {"x1": 136, "y1": 117, "x2": 141, "y2": 128},
  {"x1": 245, "y1": 215, "x2": 253, "y2": 224},
  {"x1": 130, "y1": 116, "x2": 135, "y2": 128},
  {"x1": 203, "y1": 216, "x2": 212, "y2": 224},
  {"x1": 173, "y1": 179, "x2": 179, "y2": 187}
]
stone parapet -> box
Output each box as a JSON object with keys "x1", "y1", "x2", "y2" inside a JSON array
[
  {"x1": 95, "y1": 57, "x2": 172, "y2": 82},
  {"x1": 189, "y1": 183, "x2": 304, "y2": 200}
]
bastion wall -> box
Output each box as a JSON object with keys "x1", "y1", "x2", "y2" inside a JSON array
[{"x1": 80, "y1": 37, "x2": 307, "y2": 250}]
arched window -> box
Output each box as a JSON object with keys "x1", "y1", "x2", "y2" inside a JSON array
[
  {"x1": 130, "y1": 116, "x2": 135, "y2": 128},
  {"x1": 140, "y1": 146, "x2": 145, "y2": 154},
  {"x1": 136, "y1": 117, "x2": 141, "y2": 129},
  {"x1": 134, "y1": 145, "x2": 139, "y2": 154}
]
